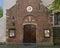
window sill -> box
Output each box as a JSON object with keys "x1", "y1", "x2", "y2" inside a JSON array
[{"x1": 53, "y1": 25, "x2": 60, "y2": 27}]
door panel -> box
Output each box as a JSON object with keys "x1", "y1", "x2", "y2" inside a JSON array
[
  {"x1": 23, "y1": 24, "x2": 36, "y2": 43},
  {"x1": 53, "y1": 27, "x2": 60, "y2": 45},
  {"x1": 30, "y1": 25, "x2": 36, "y2": 43}
]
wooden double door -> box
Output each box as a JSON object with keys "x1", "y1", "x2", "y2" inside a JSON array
[{"x1": 23, "y1": 24, "x2": 36, "y2": 43}]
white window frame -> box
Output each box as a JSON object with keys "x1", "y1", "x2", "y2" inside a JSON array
[{"x1": 53, "y1": 13, "x2": 60, "y2": 27}]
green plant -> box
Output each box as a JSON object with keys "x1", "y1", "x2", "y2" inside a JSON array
[
  {"x1": 48, "y1": 0, "x2": 60, "y2": 13},
  {"x1": 0, "y1": 7, "x2": 3, "y2": 18}
]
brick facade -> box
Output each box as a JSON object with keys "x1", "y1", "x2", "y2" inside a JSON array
[{"x1": 6, "y1": 0, "x2": 53, "y2": 44}]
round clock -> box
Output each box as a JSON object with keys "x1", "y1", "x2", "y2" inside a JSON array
[{"x1": 26, "y1": 6, "x2": 33, "y2": 12}]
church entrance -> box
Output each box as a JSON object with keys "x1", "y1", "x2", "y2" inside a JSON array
[{"x1": 23, "y1": 24, "x2": 36, "y2": 43}]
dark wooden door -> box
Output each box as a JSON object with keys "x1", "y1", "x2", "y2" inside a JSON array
[
  {"x1": 23, "y1": 24, "x2": 36, "y2": 43},
  {"x1": 53, "y1": 27, "x2": 60, "y2": 45}
]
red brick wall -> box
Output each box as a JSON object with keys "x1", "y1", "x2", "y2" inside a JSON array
[{"x1": 6, "y1": 0, "x2": 53, "y2": 44}]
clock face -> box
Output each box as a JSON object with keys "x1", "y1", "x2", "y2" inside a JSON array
[{"x1": 26, "y1": 6, "x2": 33, "y2": 12}]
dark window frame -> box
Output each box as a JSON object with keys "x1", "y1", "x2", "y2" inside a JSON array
[
  {"x1": 43, "y1": 29, "x2": 51, "y2": 38},
  {"x1": 9, "y1": 28, "x2": 16, "y2": 38}
]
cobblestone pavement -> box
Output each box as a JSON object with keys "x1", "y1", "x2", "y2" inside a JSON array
[{"x1": 0, "y1": 43, "x2": 60, "y2": 48}]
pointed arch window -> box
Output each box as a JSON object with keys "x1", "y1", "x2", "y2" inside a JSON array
[{"x1": 11, "y1": 16, "x2": 15, "y2": 26}]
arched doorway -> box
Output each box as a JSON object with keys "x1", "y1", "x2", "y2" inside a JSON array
[{"x1": 23, "y1": 24, "x2": 36, "y2": 43}]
